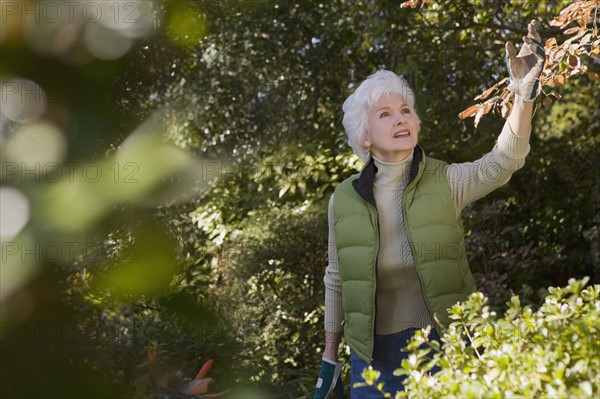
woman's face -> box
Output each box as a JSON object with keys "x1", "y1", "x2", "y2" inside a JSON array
[{"x1": 362, "y1": 93, "x2": 420, "y2": 163}]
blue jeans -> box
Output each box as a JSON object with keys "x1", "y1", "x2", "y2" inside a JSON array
[{"x1": 350, "y1": 328, "x2": 442, "y2": 399}]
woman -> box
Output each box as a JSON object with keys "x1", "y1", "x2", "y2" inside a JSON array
[{"x1": 313, "y1": 20, "x2": 545, "y2": 399}]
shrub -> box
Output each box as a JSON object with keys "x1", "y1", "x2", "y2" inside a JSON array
[
  {"x1": 361, "y1": 277, "x2": 599, "y2": 398},
  {"x1": 207, "y1": 200, "x2": 330, "y2": 395}
]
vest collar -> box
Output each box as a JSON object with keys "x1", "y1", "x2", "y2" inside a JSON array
[{"x1": 352, "y1": 146, "x2": 425, "y2": 207}]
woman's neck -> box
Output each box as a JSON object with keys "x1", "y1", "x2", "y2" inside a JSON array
[{"x1": 372, "y1": 149, "x2": 414, "y2": 189}]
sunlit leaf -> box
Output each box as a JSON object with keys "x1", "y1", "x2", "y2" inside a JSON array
[
  {"x1": 545, "y1": 38, "x2": 557, "y2": 49},
  {"x1": 563, "y1": 27, "x2": 580, "y2": 35},
  {"x1": 474, "y1": 86, "x2": 495, "y2": 101},
  {"x1": 458, "y1": 104, "x2": 480, "y2": 119},
  {"x1": 549, "y1": 91, "x2": 562, "y2": 99}
]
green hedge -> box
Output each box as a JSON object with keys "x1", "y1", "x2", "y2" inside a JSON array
[{"x1": 359, "y1": 278, "x2": 599, "y2": 398}]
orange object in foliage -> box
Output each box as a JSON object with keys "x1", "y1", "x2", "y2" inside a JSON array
[{"x1": 146, "y1": 349, "x2": 229, "y2": 398}]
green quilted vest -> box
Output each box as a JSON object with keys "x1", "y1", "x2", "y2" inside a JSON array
[{"x1": 333, "y1": 146, "x2": 476, "y2": 363}]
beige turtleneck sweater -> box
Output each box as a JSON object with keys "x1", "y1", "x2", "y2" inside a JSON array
[{"x1": 324, "y1": 122, "x2": 531, "y2": 334}]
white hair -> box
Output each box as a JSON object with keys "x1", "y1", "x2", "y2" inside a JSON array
[{"x1": 342, "y1": 70, "x2": 420, "y2": 163}]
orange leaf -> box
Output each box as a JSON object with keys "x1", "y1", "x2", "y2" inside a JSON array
[
  {"x1": 549, "y1": 18, "x2": 563, "y2": 27},
  {"x1": 580, "y1": 33, "x2": 592, "y2": 46},
  {"x1": 482, "y1": 102, "x2": 492, "y2": 115},
  {"x1": 569, "y1": 68, "x2": 581, "y2": 77},
  {"x1": 400, "y1": 0, "x2": 418, "y2": 8},
  {"x1": 564, "y1": 27, "x2": 580, "y2": 35},
  {"x1": 545, "y1": 38, "x2": 557, "y2": 49},
  {"x1": 568, "y1": 55, "x2": 580, "y2": 68},
  {"x1": 549, "y1": 91, "x2": 562, "y2": 99},
  {"x1": 474, "y1": 106, "x2": 485, "y2": 128},
  {"x1": 458, "y1": 104, "x2": 479, "y2": 119},
  {"x1": 553, "y1": 49, "x2": 566, "y2": 62},
  {"x1": 570, "y1": 28, "x2": 587, "y2": 41},
  {"x1": 474, "y1": 86, "x2": 495, "y2": 101},
  {"x1": 589, "y1": 72, "x2": 600, "y2": 81}
]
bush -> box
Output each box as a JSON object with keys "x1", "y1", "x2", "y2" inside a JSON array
[
  {"x1": 361, "y1": 277, "x2": 599, "y2": 398},
  {"x1": 206, "y1": 200, "x2": 330, "y2": 396}
]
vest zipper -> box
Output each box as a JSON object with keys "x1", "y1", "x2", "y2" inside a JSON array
[
  {"x1": 369, "y1": 203, "x2": 380, "y2": 367},
  {"x1": 402, "y1": 162, "x2": 438, "y2": 329}
]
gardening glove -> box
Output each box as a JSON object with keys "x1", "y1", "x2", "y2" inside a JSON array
[
  {"x1": 313, "y1": 358, "x2": 344, "y2": 399},
  {"x1": 180, "y1": 359, "x2": 230, "y2": 398},
  {"x1": 505, "y1": 20, "x2": 546, "y2": 102}
]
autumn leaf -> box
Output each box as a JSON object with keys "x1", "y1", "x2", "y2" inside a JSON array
[
  {"x1": 474, "y1": 86, "x2": 496, "y2": 101},
  {"x1": 568, "y1": 55, "x2": 578, "y2": 67},
  {"x1": 458, "y1": 104, "x2": 480, "y2": 119},
  {"x1": 553, "y1": 49, "x2": 566, "y2": 62},
  {"x1": 400, "y1": 0, "x2": 419, "y2": 9},
  {"x1": 580, "y1": 33, "x2": 592, "y2": 45},
  {"x1": 549, "y1": 91, "x2": 562, "y2": 99},
  {"x1": 400, "y1": 0, "x2": 431, "y2": 8},
  {"x1": 474, "y1": 106, "x2": 485, "y2": 128},
  {"x1": 459, "y1": 0, "x2": 597, "y2": 126},
  {"x1": 545, "y1": 38, "x2": 557, "y2": 49},
  {"x1": 564, "y1": 26, "x2": 581, "y2": 35}
]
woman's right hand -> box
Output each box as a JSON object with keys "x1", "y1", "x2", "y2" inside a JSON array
[{"x1": 505, "y1": 20, "x2": 546, "y2": 102}]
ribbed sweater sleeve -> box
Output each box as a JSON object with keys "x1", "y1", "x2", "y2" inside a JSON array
[
  {"x1": 324, "y1": 194, "x2": 344, "y2": 333},
  {"x1": 447, "y1": 121, "x2": 531, "y2": 214}
]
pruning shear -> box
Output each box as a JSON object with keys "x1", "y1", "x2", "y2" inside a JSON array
[
  {"x1": 147, "y1": 348, "x2": 230, "y2": 398},
  {"x1": 179, "y1": 359, "x2": 229, "y2": 398}
]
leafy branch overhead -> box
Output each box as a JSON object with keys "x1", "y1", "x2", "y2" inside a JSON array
[
  {"x1": 457, "y1": 0, "x2": 599, "y2": 127},
  {"x1": 400, "y1": 0, "x2": 433, "y2": 9}
]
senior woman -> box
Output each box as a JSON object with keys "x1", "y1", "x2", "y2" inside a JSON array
[{"x1": 313, "y1": 21, "x2": 546, "y2": 399}]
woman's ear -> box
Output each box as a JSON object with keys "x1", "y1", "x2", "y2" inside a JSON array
[{"x1": 359, "y1": 133, "x2": 371, "y2": 148}]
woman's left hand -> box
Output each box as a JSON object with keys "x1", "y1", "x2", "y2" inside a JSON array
[{"x1": 505, "y1": 20, "x2": 546, "y2": 102}]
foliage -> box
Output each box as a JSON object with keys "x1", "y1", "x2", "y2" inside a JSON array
[
  {"x1": 128, "y1": 0, "x2": 597, "y2": 395},
  {"x1": 459, "y1": 0, "x2": 600, "y2": 126},
  {"x1": 463, "y1": 74, "x2": 600, "y2": 309},
  {"x1": 359, "y1": 278, "x2": 599, "y2": 398},
  {"x1": 0, "y1": 2, "x2": 229, "y2": 397},
  {"x1": 206, "y1": 200, "x2": 330, "y2": 394},
  {"x1": 2, "y1": 0, "x2": 598, "y2": 398}
]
